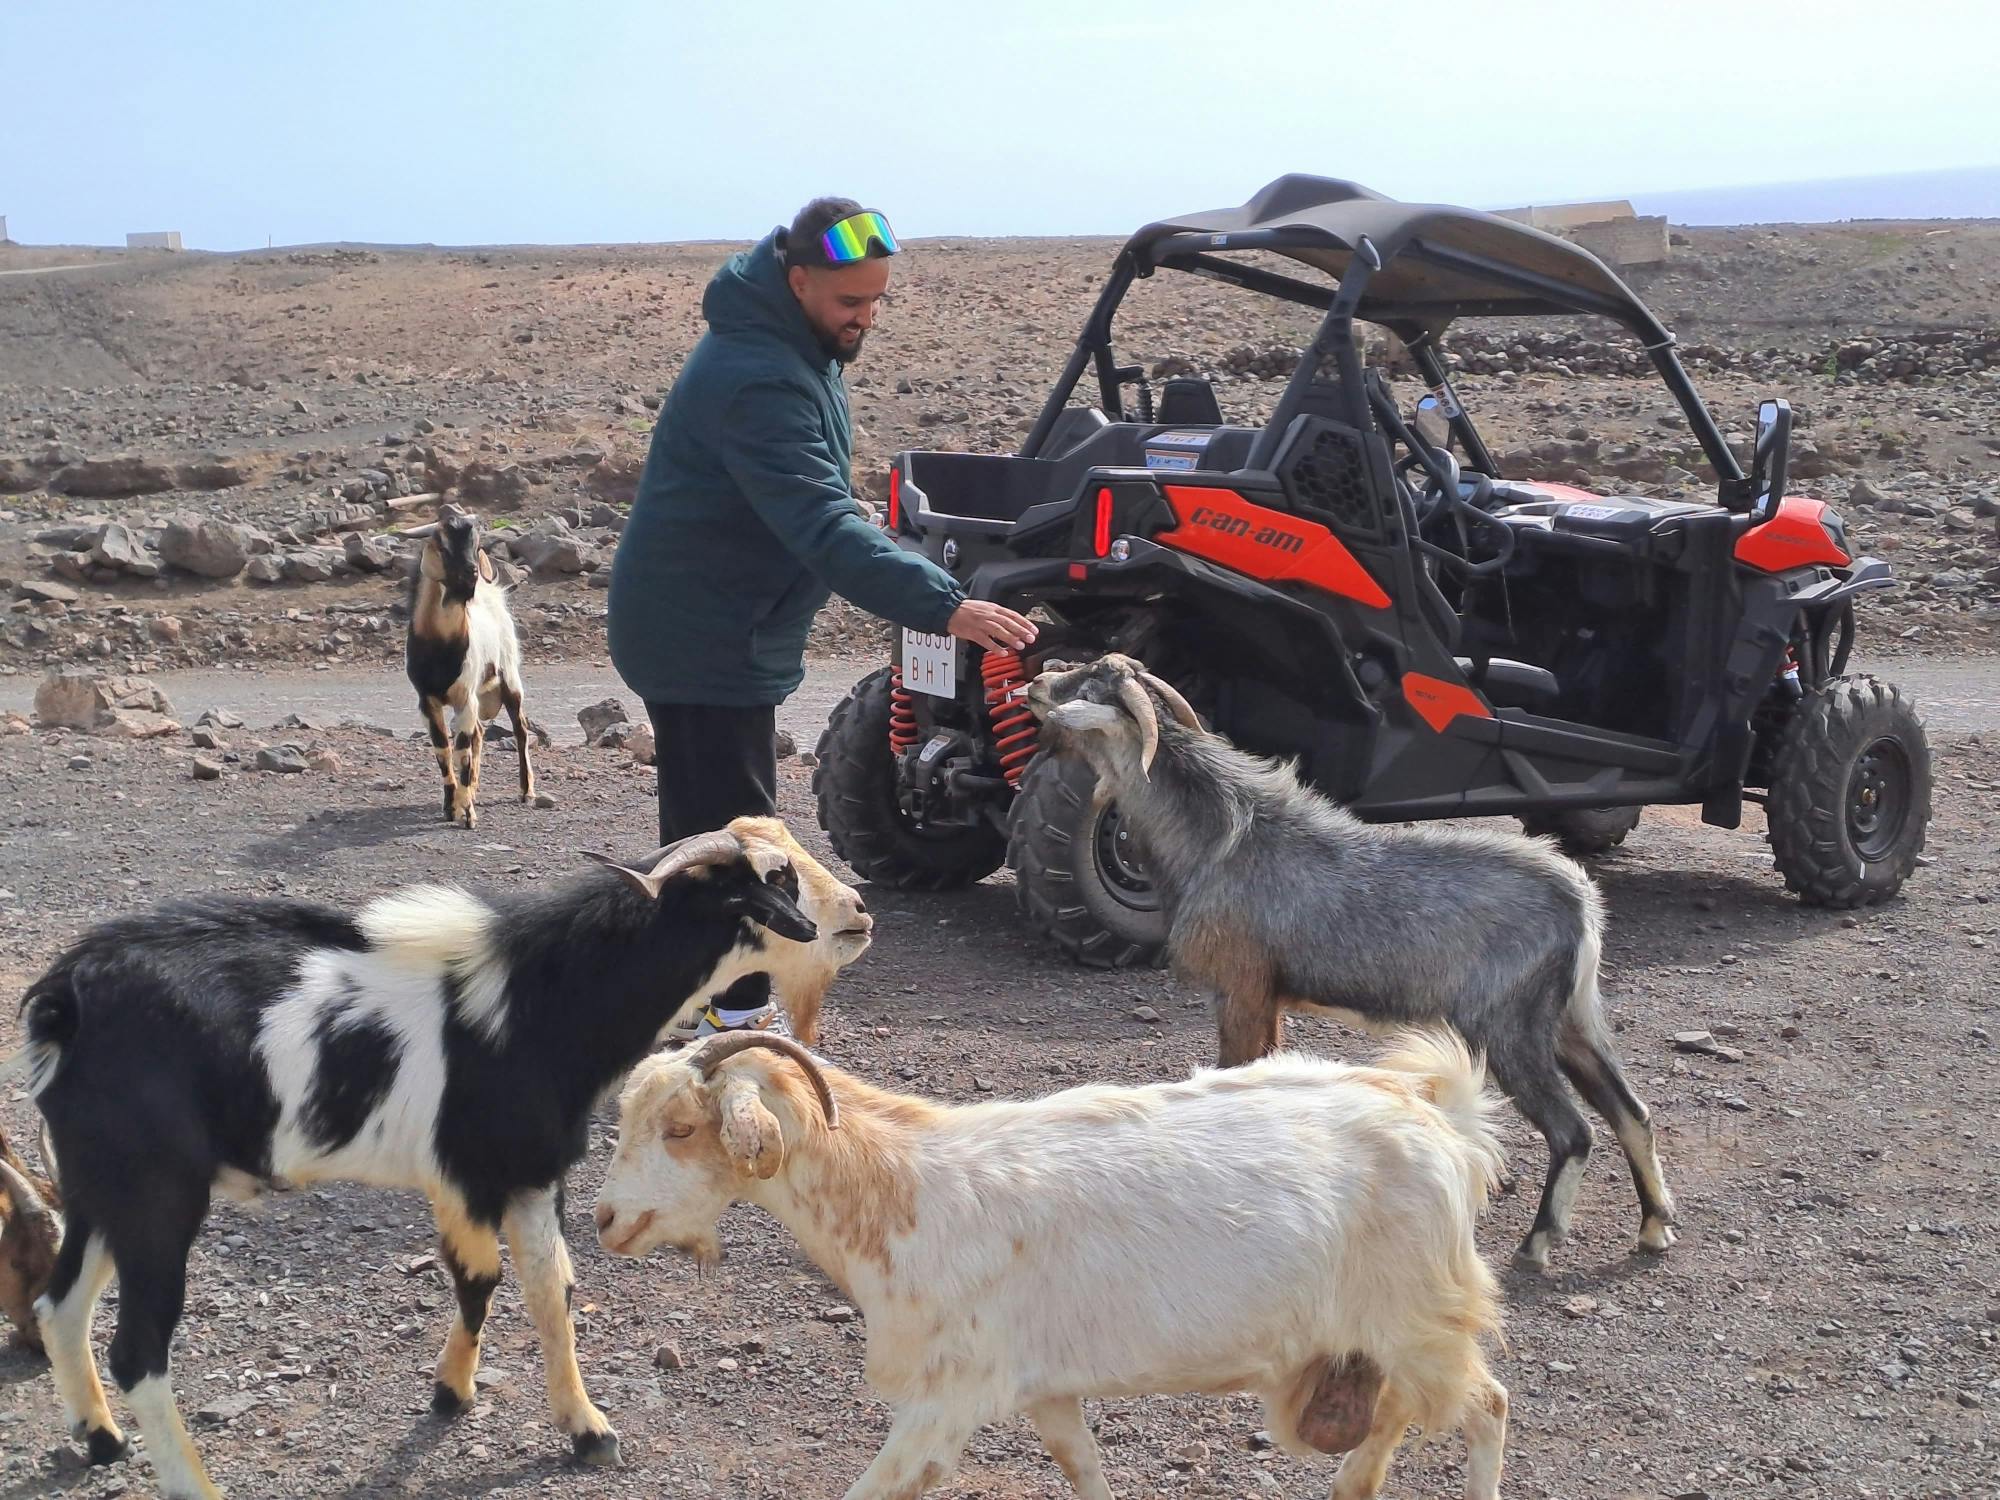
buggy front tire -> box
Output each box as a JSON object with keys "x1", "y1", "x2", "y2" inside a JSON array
[
  {"x1": 1008, "y1": 752, "x2": 1170, "y2": 969},
  {"x1": 812, "y1": 666, "x2": 1007, "y2": 890},
  {"x1": 1766, "y1": 675, "x2": 1930, "y2": 908},
  {"x1": 1521, "y1": 805, "x2": 1642, "y2": 855}
]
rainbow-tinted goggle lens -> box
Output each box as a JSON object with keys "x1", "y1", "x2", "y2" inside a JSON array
[{"x1": 820, "y1": 210, "x2": 899, "y2": 264}]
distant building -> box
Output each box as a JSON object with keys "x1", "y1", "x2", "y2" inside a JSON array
[
  {"x1": 1494, "y1": 200, "x2": 1638, "y2": 232},
  {"x1": 126, "y1": 230, "x2": 183, "y2": 251},
  {"x1": 1491, "y1": 199, "x2": 1668, "y2": 268},
  {"x1": 0, "y1": 214, "x2": 10, "y2": 245}
]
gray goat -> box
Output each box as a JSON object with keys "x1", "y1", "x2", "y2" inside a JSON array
[{"x1": 1026, "y1": 653, "x2": 1675, "y2": 1270}]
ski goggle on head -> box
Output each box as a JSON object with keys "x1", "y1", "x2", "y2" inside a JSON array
[{"x1": 820, "y1": 210, "x2": 899, "y2": 265}]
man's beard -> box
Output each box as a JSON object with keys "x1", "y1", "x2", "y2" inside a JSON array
[{"x1": 817, "y1": 327, "x2": 866, "y2": 365}]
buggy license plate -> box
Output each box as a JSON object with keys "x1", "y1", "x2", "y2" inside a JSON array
[{"x1": 901, "y1": 628, "x2": 957, "y2": 698}]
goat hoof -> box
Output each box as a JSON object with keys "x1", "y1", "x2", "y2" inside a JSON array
[
  {"x1": 430, "y1": 1381, "x2": 471, "y2": 1418},
  {"x1": 571, "y1": 1429, "x2": 623, "y2": 1468},
  {"x1": 1637, "y1": 1221, "x2": 1678, "y2": 1254},
  {"x1": 1510, "y1": 1238, "x2": 1552, "y2": 1273},
  {"x1": 85, "y1": 1426, "x2": 132, "y2": 1465}
]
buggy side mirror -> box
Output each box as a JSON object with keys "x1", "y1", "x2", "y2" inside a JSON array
[
  {"x1": 1413, "y1": 393, "x2": 1452, "y2": 452},
  {"x1": 1749, "y1": 399, "x2": 1791, "y2": 522}
]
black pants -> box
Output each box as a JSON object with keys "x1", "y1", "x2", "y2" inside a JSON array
[
  {"x1": 646, "y1": 700, "x2": 779, "y2": 1017},
  {"x1": 645, "y1": 701, "x2": 778, "y2": 847}
]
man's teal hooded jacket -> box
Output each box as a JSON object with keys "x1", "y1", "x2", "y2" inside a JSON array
[{"x1": 607, "y1": 229, "x2": 962, "y2": 707}]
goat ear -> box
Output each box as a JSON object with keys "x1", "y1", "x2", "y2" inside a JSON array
[
  {"x1": 476, "y1": 549, "x2": 496, "y2": 584},
  {"x1": 716, "y1": 1078, "x2": 784, "y2": 1179},
  {"x1": 581, "y1": 849, "x2": 667, "y2": 901},
  {"x1": 1044, "y1": 700, "x2": 1125, "y2": 738}
]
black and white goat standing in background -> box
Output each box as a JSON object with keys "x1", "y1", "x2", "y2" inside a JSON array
[
  {"x1": 3, "y1": 821, "x2": 834, "y2": 1500},
  {"x1": 406, "y1": 509, "x2": 541, "y2": 828}
]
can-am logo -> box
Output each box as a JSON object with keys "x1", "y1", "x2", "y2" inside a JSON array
[{"x1": 1190, "y1": 505, "x2": 1305, "y2": 554}]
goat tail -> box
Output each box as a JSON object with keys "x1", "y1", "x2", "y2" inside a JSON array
[
  {"x1": 1372, "y1": 1027, "x2": 1506, "y2": 1203},
  {"x1": 3, "y1": 975, "x2": 79, "y2": 1098},
  {"x1": 1559, "y1": 865, "x2": 1614, "y2": 1050}
]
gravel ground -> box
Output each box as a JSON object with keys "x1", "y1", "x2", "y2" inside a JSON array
[{"x1": 1, "y1": 659, "x2": 1996, "y2": 1500}]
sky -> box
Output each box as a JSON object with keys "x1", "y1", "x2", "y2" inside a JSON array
[{"x1": 4, "y1": 0, "x2": 1997, "y2": 250}]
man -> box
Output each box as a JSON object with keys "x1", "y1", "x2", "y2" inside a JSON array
[{"x1": 609, "y1": 198, "x2": 1035, "y2": 1033}]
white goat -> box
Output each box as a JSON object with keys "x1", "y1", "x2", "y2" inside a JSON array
[{"x1": 595, "y1": 1030, "x2": 1511, "y2": 1500}]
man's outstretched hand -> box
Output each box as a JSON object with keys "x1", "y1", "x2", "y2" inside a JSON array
[{"x1": 947, "y1": 600, "x2": 1038, "y2": 652}]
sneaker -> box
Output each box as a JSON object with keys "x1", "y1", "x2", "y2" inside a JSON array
[{"x1": 663, "y1": 998, "x2": 787, "y2": 1046}]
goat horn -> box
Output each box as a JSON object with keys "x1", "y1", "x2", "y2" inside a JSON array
[
  {"x1": 1140, "y1": 672, "x2": 1201, "y2": 729},
  {"x1": 1115, "y1": 678, "x2": 1160, "y2": 777},
  {"x1": 587, "y1": 830, "x2": 745, "y2": 884},
  {"x1": 694, "y1": 1032, "x2": 840, "y2": 1130},
  {"x1": 0, "y1": 1155, "x2": 58, "y2": 1237}
]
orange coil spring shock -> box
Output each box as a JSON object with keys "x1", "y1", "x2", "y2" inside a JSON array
[
  {"x1": 888, "y1": 667, "x2": 919, "y2": 753},
  {"x1": 982, "y1": 650, "x2": 1040, "y2": 787}
]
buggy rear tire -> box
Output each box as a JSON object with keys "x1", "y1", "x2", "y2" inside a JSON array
[
  {"x1": 1766, "y1": 675, "x2": 1930, "y2": 908},
  {"x1": 812, "y1": 666, "x2": 1007, "y2": 890},
  {"x1": 1007, "y1": 752, "x2": 1170, "y2": 969},
  {"x1": 1520, "y1": 805, "x2": 1642, "y2": 855}
]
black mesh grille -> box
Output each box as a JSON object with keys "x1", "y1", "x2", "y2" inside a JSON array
[{"x1": 1280, "y1": 419, "x2": 1382, "y2": 539}]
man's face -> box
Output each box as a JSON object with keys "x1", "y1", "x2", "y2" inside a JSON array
[{"x1": 787, "y1": 258, "x2": 891, "y2": 365}]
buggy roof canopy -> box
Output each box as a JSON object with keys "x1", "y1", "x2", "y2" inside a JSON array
[{"x1": 1128, "y1": 174, "x2": 1664, "y2": 333}]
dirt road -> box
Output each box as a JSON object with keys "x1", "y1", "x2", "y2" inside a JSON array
[{"x1": 4, "y1": 652, "x2": 1992, "y2": 741}]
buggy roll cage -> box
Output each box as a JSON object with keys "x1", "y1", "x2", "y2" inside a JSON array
[{"x1": 1020, "y1": 177, "x2": 1751, "y2": 509}]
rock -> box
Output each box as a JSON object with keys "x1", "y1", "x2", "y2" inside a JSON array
[
  {"x1": 342, "y1": 532, "x2": 399, "y2": 572},
  {"x1": 191, "y1": 726, "x2": 228, "y2": 751},
  {"x1": 68, "y1": 754, "x2": 92, "y2": 771},
  {"x1": 578, "y1": 697, "x2": 629, "y2": 743},
  {"x1": 159, "y1": 516, "x2": 253, "y2": 579},
  {"x1": 624, "y1": 723, "x2": 656, "y2": 766},
  {"x1": 195, "y1": 1393, "x2": 260, "y2": 1426},
  {"x1": 585, "y1": 455, "x2": 645, "y2": 505},
  {"x1": 148, "y1": 615, "x2": 182, "y2": 644},
  {"x1": 48, "y1": 456, "x2": 177, "y2": 498},
  {"x1": 307, "y1": 748, "x2": 343, "y2": 773},
  {"x1": 1939, "y1": 507, "x2": 1981, "y2": 533},
  {"x1": 35, "y1": 670, "x2": 176, "y2": 732},
  {"x1": 511, "y1": 520, "x2": 589, "y2": 573},
  {"x1": 818, "y1": 1304, "x2": 857, "y2": 1324},
  {"x1": 587, "y1": 501, "x2": 625, "y2": 530},
  {"x1": 457, "y1": 460, "x2": 537, "y2": 509},
  {"x1": 1131, "y1": 1004, "x2": 1162, "y2": 1024},
  {"x1": 533, "y1": 791, "x2": 557, "y2": 809},
  {"x1": 89, "y1": 521, "x2": 155, "y2": 574},
  {"x1": 0, "y1": 711, "x2": 30, "y2": 736},
  {"x1": 1848, "y1": 477, "x2": 1889, "y2": 509},
  {"x1": 102, "y1": 709, "x2": 181, "y2": 739},
  {"x1": 653, "y1": 1341, "x2": 685, "y2": 1370},
  {"x1": 1672, "y1": 1030, "x2": 1720, "y2": 1054},
  {"x1": 246, "y1": 554, "x2": 285, "y2": 584},
  {"x1": 192, "y1": 757, "x2": 223, "y2": 781},
  {"x1": 284, "y1": 547, "x2": 342, "y2": 583},
  {"x1": 774, "y1": 728, "x2": 798, "y2": 758},
  {"x1": 255, "y1": 745, "x2": 308, "y2": 774},
  {"x1": 15, "y1": 579, "x2": 80, "y2": 604},
  {"x1": 174, "y1": 457, "x2": 249, "y2": 490},
  {"x1": 197, "y1": 708, "x2": 245, "y2": 729},
  {"x1": 0, "y1": 456, "x2": 46, "y2": 494}
]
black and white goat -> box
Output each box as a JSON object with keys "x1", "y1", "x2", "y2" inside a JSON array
[
  {"x1": 406, "y1": 510, "x2": 540, "y2": 829},
  {"x1": 4, "y1": 820, "x2": 830, "y2": 1500},
  {"x1": 1027, "y1": 653, "x2": 1675, "y2": 1271}
]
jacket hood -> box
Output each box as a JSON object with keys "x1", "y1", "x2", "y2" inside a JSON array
[{"x1": 701, "y1": 229, "x2": 829, "y2": 367}]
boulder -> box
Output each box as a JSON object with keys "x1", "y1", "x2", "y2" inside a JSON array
[
  {"x1": 48, "y1": 456, "x2": 178, "y2": 498},
  {"x1": 245, "y1": 554, "x2": 285, "y2": 584},
  {"x1": 578, "y1": 697, "x2": 629, "y2": 744},
  {"x1": 458, "y1": 460, "x2": 537, "y2": 509},
  {"x1": 511, "y1": 521, "x2": 589, "y2": 574},
  {"x1": 89, "y1": 521, "x2": 156, "y2": 574},
  {"x1": 159, "y1": 516, "x2": 253, "y2": 579},
  {"x1": 174, "y1": 457, "x2": 249, "y2": 491},
  {"x1": 255, "y1": 744, "x2": 308, "y2": 774},
  {"x1": 15, "y1": 579, "x2": 80, "y2": 605},
  {"x1": 34, "y1": 670, "x2": 178, "y2": 734},
  {"x1": 343, "y1": 532, "x2": 399, "y2": 572},
  {"x1": 0, "y1": 457, "x2": 45, "y2": 494},
  {"x1": 284, "y1": 548, "x2": 342, "y2": 583},
  {"x1": 585, "y1": 455, "x2": 644, "y2": 506}
]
